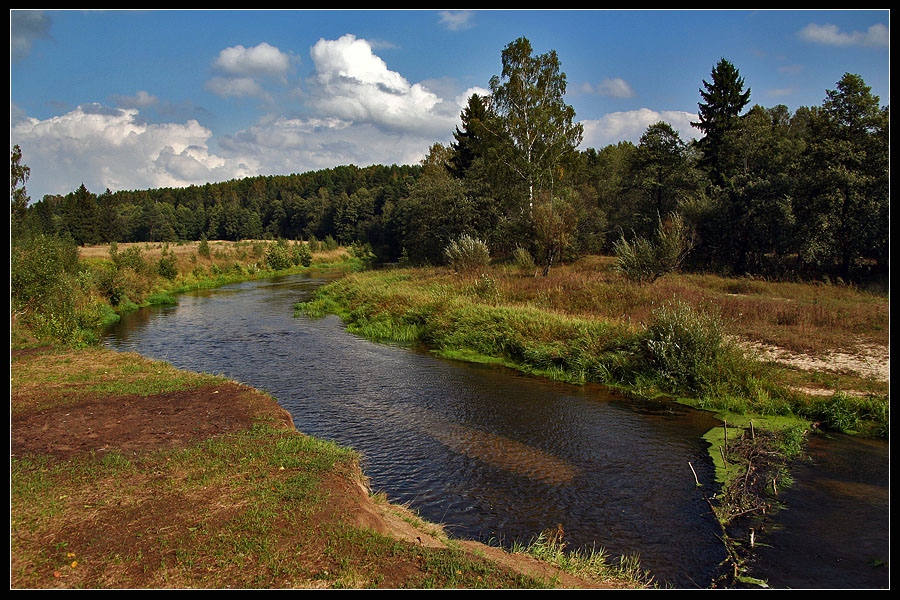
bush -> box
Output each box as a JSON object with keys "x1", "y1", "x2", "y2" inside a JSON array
[
  {"x1": 642, "y1": 299, "x2": 728, "y2": 393},
  {"x1": 10, "y1": 233, "x2": 106, "y2": 346},
  {"x1": 157, "y1": 249, "x2": 178, "y2": 281},
  {"x1": 614, "y1": 212, "x2": 693, "y2": 283},
  {"x1": 513, "y1": 246, "x2": 536, "y2": 272},
  {"x1": 11, "y1": 234, "x2": 80, "y2": 312},
  {"x1": 293, "y1": 241, "x2": 312, "y2": 267},
  {"x1": 265, "y1": 240, "x2": 293, "y2": 270},
  {"x1": 443, "y1": 235, "x2": 491, "y2": 273},
  {"x1": 111, "y1": 244, "x2": 147, "y2": 274},
  {"x1": 198, "y1": 235, "x2": 211, "y2": 259}
]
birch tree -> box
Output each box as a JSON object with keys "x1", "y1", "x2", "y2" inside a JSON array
[{"x1": 487, "y1": 37, "x2": 583, "y2": 211}]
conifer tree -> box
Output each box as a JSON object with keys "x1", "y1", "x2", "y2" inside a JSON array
[{"x1": 692, "y1": 58, "x2": 751, "y2": 184}]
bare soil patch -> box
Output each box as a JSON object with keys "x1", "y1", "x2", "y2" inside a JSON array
[{"x1": 11, "y1": 381, "x2": 292, "y2": 461}]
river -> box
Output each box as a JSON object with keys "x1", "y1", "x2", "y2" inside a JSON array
[{"x1": 102, "y1": 272, "x2": 889, "y2": 588}]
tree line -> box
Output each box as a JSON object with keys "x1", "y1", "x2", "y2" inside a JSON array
[{"x1": 12, "y1": 38, "x2": 889, "y2": 283}]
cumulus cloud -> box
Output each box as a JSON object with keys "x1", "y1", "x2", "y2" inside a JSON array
[
  {"x1": 580, "y1": 108, "x2": 700, "y2": 149},
  {"x1": 307, "y1": 34, "x2": 458, "y2": 136},
  {"x1": 206, "y1": 42, "x2": 294, "y2": 100},
  {"x1": 212, "y1": 41, "x2": 293, "y2": 79},
  {"x1": 217, "y1": 114, "x2": 438, "y2": 177},
  {"x1": 438, "y1": 10, "x2": 475, "y2": 31},
  {"x1": 798, "y1": 23, "x2": 889, "y2": 48},
  {"x1": 11, "y1": 104, "x2": 254, "y2": 197}
]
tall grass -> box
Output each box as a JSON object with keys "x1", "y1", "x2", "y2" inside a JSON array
[{"x1": 295, "y1": 265, "x2": 887, "y2": 436}]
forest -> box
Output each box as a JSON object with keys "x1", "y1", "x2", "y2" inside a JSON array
[{"x1": 12, "y1": 38, "x2": 890, "y2": 285}]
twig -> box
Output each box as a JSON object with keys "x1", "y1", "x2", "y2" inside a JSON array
[{"x1": 688, "y1": 461, "x2": 701, "y2": 487}]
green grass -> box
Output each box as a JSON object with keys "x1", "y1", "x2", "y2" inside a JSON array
[{"x1": 296, "y1": 269, "x2": 813, "y2": 421}]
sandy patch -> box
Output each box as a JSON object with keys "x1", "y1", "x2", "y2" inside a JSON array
[{"x1": 740, "y1": 339, "x2": 889, "y2": 384}]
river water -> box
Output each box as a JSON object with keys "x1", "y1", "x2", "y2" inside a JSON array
[{"x1": 102, "y1": 272, "x2": 889, "y2": 588}]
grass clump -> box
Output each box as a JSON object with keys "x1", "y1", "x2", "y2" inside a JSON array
[
  {"x1": 444, "y1": 235, "x2": 491, "y2": 273},
  {"x1": 514, "y1": 526, "x2": 651, "y2": 588}
]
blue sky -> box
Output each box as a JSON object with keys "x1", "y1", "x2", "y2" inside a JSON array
[{"x1": 10, "y1": 9, "x2": 890, "y2": 201}]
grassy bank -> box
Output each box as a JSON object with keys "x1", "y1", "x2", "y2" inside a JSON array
[
  {"x1": 294, "y1": 260, "x2": 888, "y2": 585},
  {"x1": 294, "y1": 262, "x2": 888, "y2": 438},
  {"x1": 10, "y1": 344, "x2": 649, "y2": 589},
  {"x1": 11, "y1": 237, "x2": 369, "y2": 350}
]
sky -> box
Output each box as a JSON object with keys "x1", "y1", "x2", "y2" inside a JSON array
[{"x1": 10, "y1": 9, "x2": 891, "y2": 202}]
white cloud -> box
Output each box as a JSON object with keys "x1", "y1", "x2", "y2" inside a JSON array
[
  {"x1": 307, "y1": 34, "x2": 458, "y2": 136},
  {"x1": 215, "y1": 116, "x2": 436, "y2": 178},
  {"x1": 11, "y1": 104, "x2": 253, "y2": 197},
  {"x1": 12, "y1": 35, "x2": 488, "y2": 199},
  {"x1": 212, "y1": 42, "x2": 293, "y2": 79},
  {"x1": 798, "y1": 23, "x2": 889, "y2": 48},
  {"x1": 580, "y1": 108, "x2": 700, "y2": 149},
  {"x1": 455, "y1": 87, "x2": 491, "y2": 107},
  {"x1": 438, "y1": 10, "x2": 475, "y2": 31},
  {"x1": 206, "y1": 42, "x2": 294, "y2": 100},
  {"x1": 592, "y1": 77, "x2": 636, "y2": 99}
]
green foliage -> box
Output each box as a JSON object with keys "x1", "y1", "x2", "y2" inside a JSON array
[
  {"x1": 110, "y1": 243, "x2": 147, "y2": 274},
  {"x1": 614, "y1": 212, "x2": 693, "y2": 283},
  {"x1": 11, "y1": 234, "x2": 80, "y2": 311},
  {"x1": 11, "y1": 144, "x2": 31, "y2": 235},
  {"x1": 265, "y1": 239, "x2": 294, "y2": 271},
  {"x1": 513, "y1": 246, "x2": 535, "y2": 272},
  {"x1": 692, "y1": 58, "x2": 752, "y2": 184},
  {"x1": 532, "y1": 190, "x2": 578, "y2": 276},
  {"x1": 488, "y1": 37, "x2": 584, "y2": 207},
  {"x1": 292, "y1": 240, "x2": 312, "y2": 267},
  {"x1": 198, "y1": 234, "x2": 211, "y2": 259},
  {"x1": 10, "y1": 233, "x2": 96, "y2": 345},
  {"x1": 157, "y1": 247, "x2": 178, "y2": 281},
  {"x1": 443, "y1": 235, "x2": 491, "y2": 273},
  {"x1": 641, "y1": 299, "x2": 729, "y2": 394}
]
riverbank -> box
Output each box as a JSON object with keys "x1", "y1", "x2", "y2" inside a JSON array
[
  {"x1": 10, "y1": 343, "x2": 648, "y2": 589},
  {"x1": 294, "y1": 262, "x2": 888, "y2": 436},
  {"x1": 293, "y1": 261, "x2": 889, "y2": 583}
]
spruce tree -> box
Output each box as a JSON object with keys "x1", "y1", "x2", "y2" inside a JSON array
[
  {"x1": 691, "y1": 58, "x2": 751, "y2": 184},
  {"x1": 448, "y1": 93, "x2": 491, "y2": 180}
]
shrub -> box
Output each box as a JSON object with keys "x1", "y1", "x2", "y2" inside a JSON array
[
  {"x1": 443, "y1": 235, "x2": 491, "y2": 273},
  {"x1": 198, "y1": 235, "x2": 211, "y2": 259},
  {"x1": 614, "y1": 212, "x2": 693, "y2": 283},
  {"x1": 292, "y1": 241, "x2": 312, "y2": 267},
  {"x1": 112, "y1": 245, "x2": 147, "y2": 274},
  {"x1": 642, "y1": 299, "x2": 728, "y2": 393},
  {"x1": 157, "y1": 249, "x2": 178, "y2": 281},
  {"x1": 265, "y1": 240, "x2": 293, "y2": 270},
  {"x1": 513, "y1": 246, "x2": 536, "y2": 272},
  {"x1": 11, "y1": 234, "x2": 80, "y2": 312}
]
